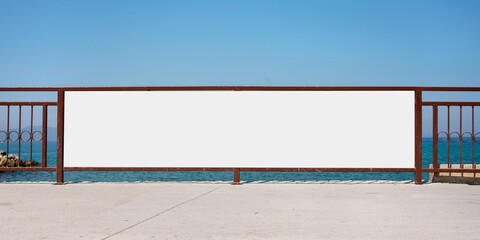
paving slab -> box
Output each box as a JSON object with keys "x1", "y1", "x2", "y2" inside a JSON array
[{"x1": 0, "y1": 182, "x2": 479, "y2": 240}]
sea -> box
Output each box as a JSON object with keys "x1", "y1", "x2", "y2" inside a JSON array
[{"x1": 0, "y1": 138, "x2": 477, "y2": 183}]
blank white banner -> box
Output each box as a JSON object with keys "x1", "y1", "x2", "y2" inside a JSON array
[{"x1": 64, "y1": 91, "x2": 415, "y2": 168}]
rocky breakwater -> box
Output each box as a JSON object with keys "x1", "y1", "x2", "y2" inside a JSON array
[{"x1": 0, "y1": 150, "x2": 40, "y2": 167}]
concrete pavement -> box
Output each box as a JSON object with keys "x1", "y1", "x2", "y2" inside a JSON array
[{"x1": 0, "y1": 182, "x2": 479, "y2": 240}]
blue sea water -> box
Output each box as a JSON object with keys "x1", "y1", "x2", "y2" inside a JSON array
[{"x1": 0, "y1": 138, "x2": 478, "y2": 182}]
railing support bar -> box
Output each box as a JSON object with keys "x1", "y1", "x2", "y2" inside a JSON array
[
  {"x1": 232, "y1": 168, "x2": 242, "y2": 185},
  {"x1": 432, "y1": 105, "x2": 438, "y2": 176},
  {"x1": 55, "y1": 90, "x2": 65, "y2": 185},
  {"x1": 42, "y1": 105, "x2": 48, "y2": 168},
  {"x1": 415, "y1": 90, "x2": 423, "y2": 184}
]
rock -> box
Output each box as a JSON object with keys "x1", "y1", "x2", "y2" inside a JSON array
[
  {"x1": 22, "y1": 160, "x2": 40, "y2": 167},
  {"x1": 0, "y1": 150, "x2": 40, "y2": 168},
  {"x1": 8, "y1": 158, "x2": 19, "y2": 167}
]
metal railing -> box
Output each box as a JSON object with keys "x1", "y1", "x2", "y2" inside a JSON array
[
  {"x1": 0, "y1": 101, "x2": 56, "y2": 171},
  {"x1": 422, "y1": 102, "x2": 480, "y2": 177},
  {"x1": 0, "y1": 86, "x2": 479, "y2": 184}
]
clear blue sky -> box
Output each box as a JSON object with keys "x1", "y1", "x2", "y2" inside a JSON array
[
  {"x1": 1, "y1": 0, "x2": 480, "y2": 136},
  {"x1": 1, "y1": 0, "x2": 479, "y2": 87}
]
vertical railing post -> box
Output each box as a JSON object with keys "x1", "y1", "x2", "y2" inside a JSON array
[
  {"x1": 460, "y1": 106, "x2": 463, "y2": 177},
  {"x1": 472, "y1": 106, "x2": 475, "y2": 178},
  {"x1": 447, "y1": 106, "x2": 451, "y2": 176},
  {"x1": 232, "y1": 89, "x2": 242, "y2": 184},
  {"x1": 18, "y1": 105, "x2": 21, "y2": 167},
  {"x1": 415, "y1": 90, "x2": 423, "y2": 184},
  {"x1": 42, "y1": 105, "x2": 48, "y2": 168},
  {"x1": 6, "y1": 105, "x2": 9, "y2": 167},
  {"x1": 56, "y1": 90, "x2": 65, "y2": 184},
  {"x1": 29, "y1": 105, "x2": 33, "y2": 166},
  {"x1": 432, "y1": 104, "x2": 438, "y2": 176},
  {"x1": 232, "y1": 168, "x2": 242, "y2": 185}
]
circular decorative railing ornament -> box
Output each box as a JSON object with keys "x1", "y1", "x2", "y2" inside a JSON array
[
  {"x1": 437, "y1": 131, "x2": 480, "y2": 144},
  {"x1": 8, "y1": 131, "x2": 19, "y2": 142},
  {"x1": 0, "y1": 131, "x2": 7, "y2": 143},
  {"x1": 448, "y1": 131, "x2": 461, "y2": 143},
  {"x1": 0, "y1": 130, "x2": 44, "y2": 143},
  {"x1": 460, "y1": 132, "x2": 473, "y2": 143},
  {"x1": 474, "y1": 132, "x2": 480, "y2": 144},
  {"x1": 20, "y1": 131, "x2": 32, "y2": 142},
  {"x1": 32, "y1": 131, "x2": 43, "y2": 142},
  {"x1": 437, "y1": 131, "x2": 449, "y2": 143}
]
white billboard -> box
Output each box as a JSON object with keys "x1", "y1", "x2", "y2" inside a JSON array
[{"x1": 64, "y1": 91, "x2": 415, "y2": 168}]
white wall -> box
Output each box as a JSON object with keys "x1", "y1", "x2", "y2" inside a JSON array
[{"x1": 64, "y1": 91, "x2": 415, "y2": 168}]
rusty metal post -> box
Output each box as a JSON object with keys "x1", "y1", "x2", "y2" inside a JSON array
[
  {"x1": 29, "y1": 105, "x2": 33, "y2": 165},
  {"x1": 460, "y1": 106, "x2": 463, "y2": 177},
  {"x1": 232, "y1": 168, "x2": 242, "y2": 185},
  {"x1": 432, "y1": 105, "x2": 438, "y2": 176},
  {"x1": 415, "y1": 90, "x2": 423, "y2": 184},
  {"x1": 42, "y1": 105, "x2": 48, "y2": 168},
  {"x1": 56, "y1": 90, "x2": 65, "y2": 184},
  {"x1": 473, "y1": 106, "x2": 475, "y2": 178},
  {"x1": 447, "y1": 106, "x2": 451, "y2": 176},
  {"x1": 6, "y1": 105, "x2": 9, "y2": 167},
  {"x1": 18, "y1": 105, "x2": 21, "y2": 167}
]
